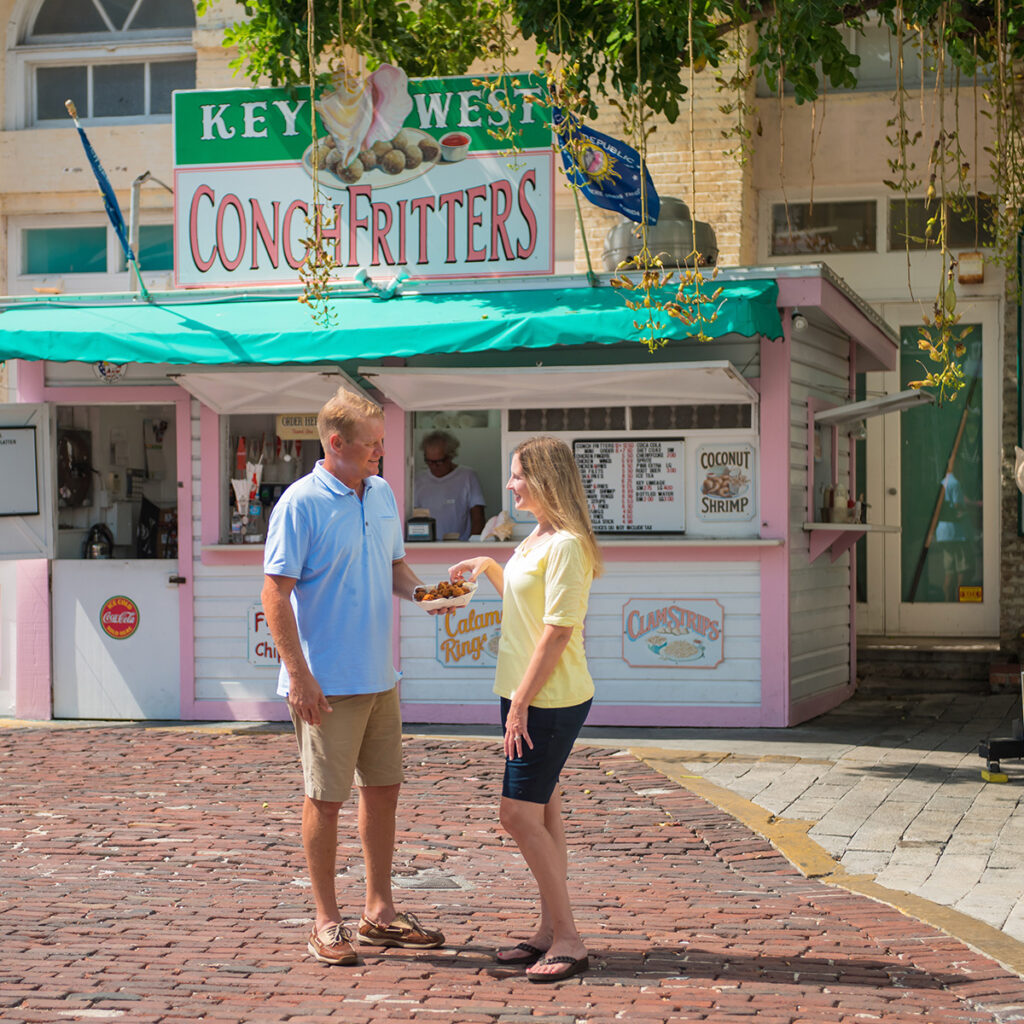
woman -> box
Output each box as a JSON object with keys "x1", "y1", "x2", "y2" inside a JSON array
[{"x1": 449, "y1": 436, "x2": 602, "y2": 984}]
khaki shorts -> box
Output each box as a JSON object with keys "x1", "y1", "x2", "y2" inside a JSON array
[{"x1": 290, "y1": 687, "x2": 404, "y2": 803}]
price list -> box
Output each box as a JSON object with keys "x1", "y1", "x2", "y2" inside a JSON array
[{"x1": 573, "y1": 438, "x2": 685, "y2": 533}]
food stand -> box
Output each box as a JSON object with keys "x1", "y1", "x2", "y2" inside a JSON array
[
  {"x1": 0, "y1": 71, "x2": 899, "y2": 724},
  {"x1": 0, "y1": 263, "x2": 898, "y2": 725}
]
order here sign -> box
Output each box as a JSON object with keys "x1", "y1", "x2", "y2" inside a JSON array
[{"x1": 172, "y1": 71, "x2": 554, "y2": 287}]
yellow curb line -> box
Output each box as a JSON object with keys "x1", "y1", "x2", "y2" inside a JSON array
[{"x1": 636, "y1": 746, "x2": 1024, "y2": 980}]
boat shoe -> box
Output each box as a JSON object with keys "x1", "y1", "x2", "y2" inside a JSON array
[
  {"x1": 356, "y1": 911, "x2": 445, "y2": 949},
  {"x1": 307, "y1": 923, "x2": 358, "y2": 965}
]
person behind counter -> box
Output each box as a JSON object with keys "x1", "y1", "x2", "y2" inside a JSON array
[
  {"x1": 448, "y1": 435, "x2": 602, "y2": 984},
  {"x1": 414, "y1": 430, "x2": 485, "y2": 541},
  {"x1": 261, "y1": 387, "x2": 444, "y2": 967}
]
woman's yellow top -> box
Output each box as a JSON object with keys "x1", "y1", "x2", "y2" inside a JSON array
[{"x1": 493, "y1": 530, "x2": 594, "y2": 708}]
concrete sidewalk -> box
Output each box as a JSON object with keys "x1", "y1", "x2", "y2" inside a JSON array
[
  {"x1": 591, "y1": 691, "x2": 1024, "y2": 954},
  {"x1": 3, "y1": 713, "x2": 1024, "y2": 1023}
]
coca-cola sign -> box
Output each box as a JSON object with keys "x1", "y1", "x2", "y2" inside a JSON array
[{"x1": 99, "y1": 595, "x2": 140, "y2": 640}]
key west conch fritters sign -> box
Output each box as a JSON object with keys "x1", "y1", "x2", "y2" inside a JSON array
[{"x1": 173, "y1": 68, "x2": 554, "y2": 286}]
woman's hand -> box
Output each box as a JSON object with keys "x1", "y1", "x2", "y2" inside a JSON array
[
  {"x1": 448, "y1": 556, "x2": 490, "y2": 582},
  {"x1": 503, "y1": 699, "x2": 533, "y2": 760}
]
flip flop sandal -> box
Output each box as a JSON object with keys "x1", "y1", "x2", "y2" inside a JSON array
[
  {"x1": 526, "y1": 954, "x2": 590, "y2": 984},
  {"x1": 495, "y1": 941, "x2": 546, "y2": 965}
]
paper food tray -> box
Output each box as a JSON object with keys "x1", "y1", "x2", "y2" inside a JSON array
[{"x1": 414, "y1": 580, "x2": 478, "y2": 611}]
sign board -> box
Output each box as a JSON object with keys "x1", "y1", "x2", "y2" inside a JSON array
[
  {"x1": 276, "y1": 414, "x2": 320, "y2": 441},
  {"x1": 248, "y1": 603, "x2": 281, "y2": 666},
  {"x1": 99, "y1": 595, "x2": 140, "y2": 640},
  {"x1": 574, "y1": 438, "x2": 686, "y2": 534},
  {"x1": 435, "y1": 599, "x2": 502, "y2": 667},
  {"x1": 622, "y1": 597, "x2": 724, "y2": 668},
  {"x1": 0, "y1": 427, "x2": 39, "y2": 515},
  {"x1": 173, "y1": 72, "x2": 554, "y2": 287},
  {"x1": 695, "y1": 443, "x2": 757, "y2": 522}
]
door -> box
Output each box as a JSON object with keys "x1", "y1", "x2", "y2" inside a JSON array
[
  {"x1": 51, "y1": 400, "x2": 184, "y2": 718},
  {"x1": 51, "y1": 559, "x2": 181, "y2": 718},
  {"x1": 858, "y1": 301, "x2": 998, "y2": 636}
]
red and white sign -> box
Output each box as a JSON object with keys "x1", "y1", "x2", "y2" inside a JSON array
[
  {"x1": 248, "y1": 604, "x2": 281, "y2": 666},
  {"x1": 99, "y1": 595, "x2": 140, "y2": 640}
]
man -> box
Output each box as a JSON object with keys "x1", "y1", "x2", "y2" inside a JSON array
[
  {"x1": 261, "y1": 387, "x2": 443, "y2": 966},
  {"x1": 413, "y1": 430, "x2": 486, "y2": 541}
]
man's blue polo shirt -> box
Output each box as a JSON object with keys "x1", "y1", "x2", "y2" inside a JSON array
[{"x1": 264, "y1": 461, "x2": 404, "y2": 697}]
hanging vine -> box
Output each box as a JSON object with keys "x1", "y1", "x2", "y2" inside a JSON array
[
  {"x1": 208, "y1": 0, "x2": 1024, "y2": 383},
  {"x1": 295, "y1": 0, "x2": 342, "y2": 326}
]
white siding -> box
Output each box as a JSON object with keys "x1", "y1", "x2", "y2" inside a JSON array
[
  {"x1": 189, "y1": 399, "x2": 278, "y2": 702},
  {"x1": 399, "y1": 558, "x2": 762, "y2": 712},
  {"x1": 788, "y1": 331, "x2": 854, "y2": 705}
]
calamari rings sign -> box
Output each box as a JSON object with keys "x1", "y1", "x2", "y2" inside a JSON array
[
  {"x1": 99, "y1": 595, "x2": 140, "y2": 640},
  {"x1": 173, "y1": 71, "x2": 554, "y2": 286},
  {"x1": 621, "y1": 597, "x2": 724, "y2": 669},
  {"x1": 435, "y1": 599, "x2": 502, "y2": 667}
]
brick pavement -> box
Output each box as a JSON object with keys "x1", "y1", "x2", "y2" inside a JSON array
[{"x1": 3, "y1": 726, "x2": 1024, "y2": 1023}]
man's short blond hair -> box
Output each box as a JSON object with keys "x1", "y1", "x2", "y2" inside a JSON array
[{"x1": 317, "y1": 387, "x2": 383, "y2": 448}]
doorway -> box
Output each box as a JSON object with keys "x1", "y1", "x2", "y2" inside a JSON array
[
  {"x1": 51, "y1": 401, "x2": 183, "y2": 718},
  {"x1": 857, "y1": 301, "x2": 999, "y2": 637}
]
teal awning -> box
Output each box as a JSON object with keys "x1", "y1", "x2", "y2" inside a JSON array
[{"x1": 0, "y1": 279, "x2": 781, "y2": 366}]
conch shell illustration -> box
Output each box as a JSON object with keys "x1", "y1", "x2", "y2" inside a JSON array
[{"x1": 315, "y1": 64, "x2": 413, "y2": 168}]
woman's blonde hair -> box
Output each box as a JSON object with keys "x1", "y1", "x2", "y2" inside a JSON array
[
  {"x1": 514, "y1": 435, "x2": 603, "y2": 578},
  {"x1": 317, "y1": 387, "x2": 383, "y2": 448}
]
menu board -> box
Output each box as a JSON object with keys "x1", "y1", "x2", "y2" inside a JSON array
[{"x1": 573, "y1": 438, "x2": 685, "y2": 534}]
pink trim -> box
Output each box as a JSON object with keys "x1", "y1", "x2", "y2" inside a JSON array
[
  {"x1": 199, "y1": 404, "x2": 221, "y2": 551},
  {"x1": 402, "y1": 542, "x2": 783, "y2": 564},
  {"x1": 758, "y1": 327, "x2": 791, "y2": 726},
  {"x1": 399, "y1": 701, "x2": 768, "y2": 728},
  {"x1": 183, "y1": 699, "x2": 289, "y2": 722},
  {"x1": 15, "y1": 361, "x2": 45, "y2": 402},
  {"x1": 808, "y1": 527, "x2": 866, "y2": 564},
  {"x1": 849, "y1": 339, "x2": 858, "y2": 691},
  {"x1": 384, "y1": 400, "x2": 407, "y2": 678},
  {"x1": 15, "y1": 560, "x2": 51, "y2": 719},
  {"x1": 776, "y1": 276, "x2": 896, "y2": 373},
  {"x1": 789, "y1": 681, "x2": 856, "y2": 726},
  {"x1": 15, "y1": 377, "x2": 196, "y2": 722}
]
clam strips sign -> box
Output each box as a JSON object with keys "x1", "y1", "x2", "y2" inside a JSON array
[
  {"x1": 173, "y1": 69, "x2": 554, "y2": 286},
  {"x1": 622, "y1": 598, "x2": 724, "y2": 669}
]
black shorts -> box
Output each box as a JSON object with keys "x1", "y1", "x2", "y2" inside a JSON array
[{"x1": 499, "y1": 696, "x2": 593, "y2": 804}]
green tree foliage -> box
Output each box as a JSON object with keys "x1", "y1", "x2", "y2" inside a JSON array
[{"x1": 203, "y1": 0, "x2": 1024, "y2": 118}]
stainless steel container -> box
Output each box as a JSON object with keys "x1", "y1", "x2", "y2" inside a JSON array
[{"x1": 602, "y1": 197, "x2": 718, "y2": 271}]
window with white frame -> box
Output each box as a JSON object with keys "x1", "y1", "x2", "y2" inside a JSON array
[
  {"x1": 10, "y1": 216, "x2": 174, "y2": 294},
  {"x1": 13, "y1": 0, "x2": 195, "y2": 127}
]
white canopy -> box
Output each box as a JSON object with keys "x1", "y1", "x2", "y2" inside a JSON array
[
  {"x1": 358, "y1": 360, "x2": 759, "y2": 411},
  {"x1": 170, "y1": 367, "x2": 362, "y2": 414}
]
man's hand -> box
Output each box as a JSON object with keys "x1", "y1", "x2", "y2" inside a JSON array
[{"x1": 286, "y1": 667, "x2": 332, "y2": 726}]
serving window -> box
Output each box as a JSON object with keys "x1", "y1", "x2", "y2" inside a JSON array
[
  {"x1": 364, "y1": 359, "x2": 762, "y2": 541},
  {"x1": 174, "y1": 367, "x2": 353, "y2": 547}
]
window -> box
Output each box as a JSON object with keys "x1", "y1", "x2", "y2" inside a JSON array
[
  {"x1": 887, "y1": 196, "x2": 996, "y2": 251},
  {"x1": 16, "y1": 0, "x2": 195, "y2": 127},
  {"x1": 25, "y1": 226, "x2": 107, "y2": 274},
  {"x1": 122, "y1": 225, "x2": 174, "y2": 272},
  {"x1": 770, "y1": 200, "x2": 877, "y2": 255},
  {"x1": 12, "y1": 219, "x2": 175, "y2": 293}
]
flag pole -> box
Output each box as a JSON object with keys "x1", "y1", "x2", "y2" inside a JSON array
[{"x1": 64, "y1": 99, "x2": 151, "y2": 301}]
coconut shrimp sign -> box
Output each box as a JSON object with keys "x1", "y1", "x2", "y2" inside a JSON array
[{"x1": 173, "y1": 69, "x2": 554, "y2": 286}]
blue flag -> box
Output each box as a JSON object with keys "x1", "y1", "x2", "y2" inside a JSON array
[
  {"x1": 552, "y1": 107, "x2": 660, "y2": 226},
  {"x1": 66, "y1": 101, "x2": 137, "y2": 267}
]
